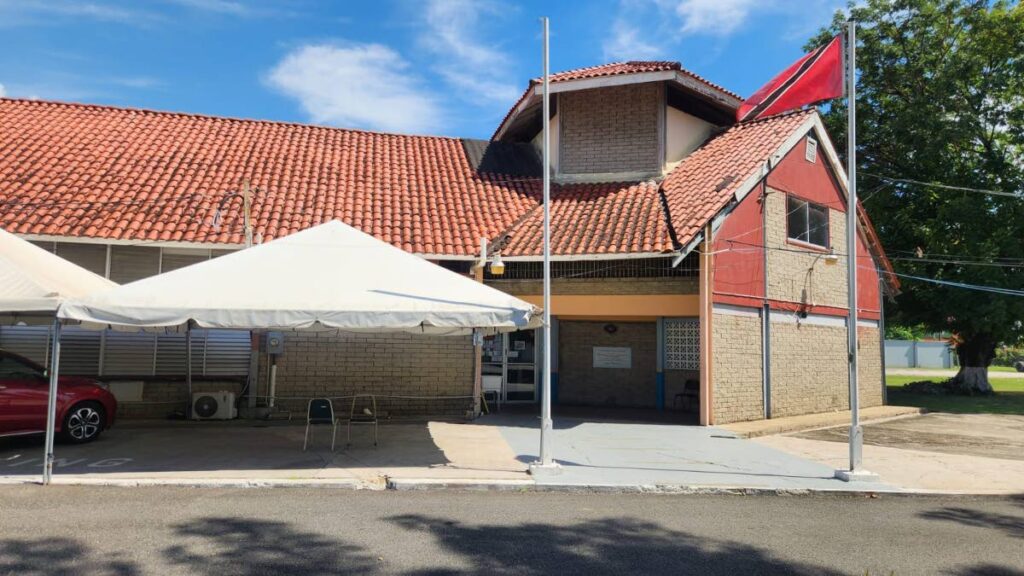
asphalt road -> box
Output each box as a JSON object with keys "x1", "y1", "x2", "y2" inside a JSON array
[{"x1": 0, "y1": 486, "x2": 1021, "y2": 575}]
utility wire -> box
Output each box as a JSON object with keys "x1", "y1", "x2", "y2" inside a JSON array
[{"x1": 861, "y1": 172, "x2": 1022, "y2": 199}]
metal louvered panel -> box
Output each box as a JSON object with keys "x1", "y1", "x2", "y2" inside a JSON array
[
  {"x1": 0, "y1": 325, "x2": 50, "y2": 365},
  {"x1": 102, "y1": 331, "x2": 157, "y2": 376},
  {"x1": 155, "y1": 332, "x2": 187, "y2": 375},
  {"x1": 59, "y1": 327, "x2": 101, "y2": 375},
  {"x1": 161, "y1": 250, "x2": 209, "y2": 273},
  {"x1": 202, "y1": 330, "x2": 251, "y2": 376},
  {"x1": 55, "y1": 243, "x2": 107, "y2": 276},
  {"x1": 109, "y1": 245, "x2": 160, "y2": 284}
]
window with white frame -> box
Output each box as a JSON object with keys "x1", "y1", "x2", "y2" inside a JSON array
[
  {"x1": 786, "y1": 195, "x2": 830, "y2": 249},
  {"x1": 665, "y1": 319, "x2": 700, "y2": 370}
]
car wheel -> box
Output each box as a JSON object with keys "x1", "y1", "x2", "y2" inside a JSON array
[{"x1": 62, "y1": 402, "x2": 105, "y2": 444}]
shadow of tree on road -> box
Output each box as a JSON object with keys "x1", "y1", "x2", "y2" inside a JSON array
[
  {"x1": 0, "y1": 537, "x2": 139, "y2": 576},
  {"x1": 388, "y1": 514, "x2": 842, "y2": 576},
  {"x1": 950, "y1": 565, "x2": 1024, "y2": 576},
  {"x1": 919, "y1": 506, "x2": 1024, "y2": 539},
  {"x1": 164, "y1": 517, "x2": 378, "y2": 575}
]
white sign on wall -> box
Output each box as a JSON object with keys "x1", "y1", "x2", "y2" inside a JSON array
[{"x1": 593, "y1": 346, "x2": 632, "y2": 369}]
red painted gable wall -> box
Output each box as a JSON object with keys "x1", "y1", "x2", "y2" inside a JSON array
[{"x1": 711, "y1": 133, "x2": 882, "y2": 319}]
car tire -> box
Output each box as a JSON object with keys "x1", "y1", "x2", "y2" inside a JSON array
[{"x1": 61, "y1": 401, "x2": 106, "y2": 444}]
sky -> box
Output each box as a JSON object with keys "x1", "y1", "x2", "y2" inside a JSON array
[{"x1": 0, "y1": 0, "x2": 847, "y2": 139}]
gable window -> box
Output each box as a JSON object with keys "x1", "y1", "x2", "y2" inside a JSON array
[{"x1": 787, "y1": 196, "x2": 829, "y2": 249}]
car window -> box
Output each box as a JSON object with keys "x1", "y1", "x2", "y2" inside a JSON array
[{"x1": 0, "y1": 355, "x2": 43, "y2": 379}]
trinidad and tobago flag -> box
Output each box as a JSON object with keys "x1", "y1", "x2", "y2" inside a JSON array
[{"x1": 737, "y1": 35, "x2": 844, "y2": 122}]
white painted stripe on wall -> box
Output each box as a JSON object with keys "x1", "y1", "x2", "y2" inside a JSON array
[{"x1": 712, "y1": 303, "x2": 761, "y2": 318}]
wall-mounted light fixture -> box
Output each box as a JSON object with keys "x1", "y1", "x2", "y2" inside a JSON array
[{"x1": 824, "y1": 248, "x2": 839, "y2": 266}]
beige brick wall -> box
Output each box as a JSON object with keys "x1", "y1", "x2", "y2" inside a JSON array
[
  {"x1": 558, "y1": 320, "x2": 657, "y2": 407},
  {"x1": 489, "y1": 277, "x2": 698, "y2": 296},
  {"x1": 769, "y1": 320, "x2": 884, "y2": 418},
  {"x1": 711, "y1": 311, "x2": 765, "y2": 424},
  {"x1": 857, "y1": 325, "x2": 885, "y2": 408},
  {"x1": 769, "y1": 320, "x2": 848, "y2": 417},
  {"x1": 559, "y1": 83, "x2": 662, "y2": 175},
  {"x1": 260, "y1": 332, "x2": 475, "y2": 418},
  {"x1": 765, "y1": 188, "x2": 848, "y2": 309}
]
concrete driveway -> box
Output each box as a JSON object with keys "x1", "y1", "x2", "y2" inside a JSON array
[
  {"x1": 756, "y1": 413, "x2": 1024, "y2": 494},
  {"x1": 0, "y1": 420, "x2": 527, "y2": 486},
  {"x1": 0, "y1": 414, "x2": 890, "y2": 492},
  {"x1": 485, "y1": 413, "x2": 891, "y2": 492}
]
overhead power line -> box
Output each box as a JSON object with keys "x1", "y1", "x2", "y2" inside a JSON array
[{"x1": 860, "y1": 172, "x2": 1022, "y2": 199}]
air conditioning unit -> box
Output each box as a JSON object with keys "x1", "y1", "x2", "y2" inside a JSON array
[{"x1": 191, "y1": 391, "x2": 237, "y2": 420}]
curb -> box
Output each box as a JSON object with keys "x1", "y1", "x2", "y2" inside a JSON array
[{"x1": 725, "y1": 408, "x2": 926, "y2": 439}]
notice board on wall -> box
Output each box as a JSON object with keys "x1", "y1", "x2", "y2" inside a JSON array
[{"x1": 593, "y1": 346, "x2": 631, "y2": 369}]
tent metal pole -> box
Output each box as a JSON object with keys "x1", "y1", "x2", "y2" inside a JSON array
[
  {"x1": 185, "y1": 323, "x2": 192, "y2": 420},
  {"x1": 42, "y1": 317, "x2": 62, "y2": 485}
]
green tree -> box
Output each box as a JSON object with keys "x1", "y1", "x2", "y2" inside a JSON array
[{"x1": 811, "y1": 0, "x2": 1024, "y2": 392}]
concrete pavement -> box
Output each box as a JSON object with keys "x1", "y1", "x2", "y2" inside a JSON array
[
  {"x1": 757, "y1": 413, "x2": 1024, "y2": 494},
  {"x1": 0, "y1": 485, "x2": 1021, "y2": 575},
  {"x1": 488, "y1": 413, "x2": 892, "y2": 492}
]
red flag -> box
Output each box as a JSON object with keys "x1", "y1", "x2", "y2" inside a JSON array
[{"x1": 737, "y1": 35, "x2": 844, "y2": 122}]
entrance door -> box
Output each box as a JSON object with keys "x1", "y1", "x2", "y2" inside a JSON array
[
  {"x1": 505, "y1": 330, "x2": 537, "y2": 402},
  {"x1": 481, "y1": 330, "x2": 538, "y2": 404}
]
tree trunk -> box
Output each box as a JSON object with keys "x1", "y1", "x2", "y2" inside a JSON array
[{"x1": 950, "y1": 334, "x2": 996, "y2": 394}]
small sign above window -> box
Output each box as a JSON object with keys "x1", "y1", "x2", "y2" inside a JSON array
[
  {"x1": 805, "y1": 137, "x2": 818, "y2": 163},
  {"x1": 787, "y1": 196, "x2": 829, "y2": 249}
]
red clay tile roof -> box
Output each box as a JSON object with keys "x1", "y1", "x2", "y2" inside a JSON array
[
  {"x1": 660, "y1": 109, "x2": 817, "y2": 247},
  {"x1": 548, "y1": 61, "x2": 741, "y2": 100},
  {"x1": 494, "y1": 61, "x2": 740, "y2": 140},
  {"x1": 499, "y1": 181, "x2": 673, "y2": 256},
  {"x1": 0, "y1": 98, "x2": 539, "y2": 255},
  {"x1": 0, "y1": 98, "x2": 680, "y2": 258}
]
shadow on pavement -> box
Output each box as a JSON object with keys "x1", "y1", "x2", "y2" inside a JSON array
[
  {"x1": 0, "y1": 537, "x2": 139, "y2": 576},
  {"x1": 919, "y1": 505, "x2": 1024, "y2": 539},
  {"x1": 388, "y1": 514, "x2": 841, "y2": 576},
  {"x1": 164, "y1": 517, "x2": 378, "y2": 575}
]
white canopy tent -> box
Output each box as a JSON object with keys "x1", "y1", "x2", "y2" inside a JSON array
[
  {"x1": 49, "y1": 221, "x2": 539, "y2": 481},
  {"x1": 0, "y1": 227, "x2": 117, "y2": 484},
  {"x1": 60, "y1": 220, "x2": 540, "y2": 334}
]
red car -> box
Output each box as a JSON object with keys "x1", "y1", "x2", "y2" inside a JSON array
[{"x1": 0, "y1": 350, "x2": 116, "y2": 443}]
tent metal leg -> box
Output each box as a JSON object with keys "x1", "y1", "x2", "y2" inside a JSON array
[
  {"x1": 185, "y1": 324, "x2": 192, "y2": 420},
  {"x1": 42, "y1": 318, "x2": 62, "y2": 485}
]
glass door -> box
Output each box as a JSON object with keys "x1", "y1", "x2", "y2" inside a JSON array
[{"x1": 504, "y1": 330, "x2": 537, "y2": 403}]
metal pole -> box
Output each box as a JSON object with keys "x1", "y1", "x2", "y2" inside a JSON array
[
  {"x1": 243, "y1": 181, "x2": 253, "y2": 249},
  {"x1": 185, "y1": 323, "x2": 193, "y2": 420},
  {"x1": 538, "y1": 15, "x2": 554, "y2": 466},
  {"x1": 42, "y1": 317, "x2": 62, "y2": 485},
  {"x1": 845, "y1": 20, "x2": 863, "y2": 473}
]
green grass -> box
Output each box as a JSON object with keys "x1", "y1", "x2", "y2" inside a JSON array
[
  {"x1": 989, "y1": 365, "x2": 1021, "y2": 373},
  {"x1": 885, "y1": 374, "x2": 1024, "y2": 415}
]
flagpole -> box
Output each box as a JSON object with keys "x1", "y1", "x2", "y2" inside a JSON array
[
  {"x1": 535, "y1": 16, "x2": 556, "y2": 470},
  {"x1": 837, "y1": 19, "x2": 875, "y2": 483}
]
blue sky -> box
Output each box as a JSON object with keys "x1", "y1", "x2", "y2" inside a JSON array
[{"x1": 0, "y1": 0, "x2": 846, "y2": 139}]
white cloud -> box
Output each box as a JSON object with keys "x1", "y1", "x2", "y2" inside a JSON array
[
  {"x1": 0, "y1": 0, "x2": 162, "y2": 27},
  {"x1": 0, "y1": 83, "x2": 5, "y2": 98},
  {"x1": 266, "y1": 43, "x2": 444, "y2": 135},
  {"x1": 605, "y1": 0, "x2": 845, "y2": 64},
  {"x1": 603, "y1": 19, "x2": 664, "y2": 61},
  {"x1": 420, "y1": 0, "x2": 519, "y2": 104},
  {"x1": 167, "y1": 0, "x2": 249, "y2": 15},
  {"x1": 670, "y1": 0, "x2": 759, "y2": 36}
]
